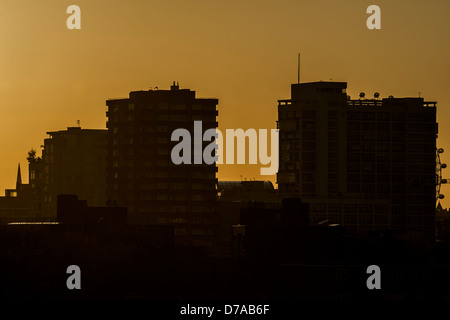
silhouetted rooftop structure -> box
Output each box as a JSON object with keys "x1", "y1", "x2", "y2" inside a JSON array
[
  {"x1": 57, "y1": 194, "x2": 127, "y2": 226},
  {"x1": 277, "y1": 81, "x2": 437, "y2": 243},
  {"x1": 106, "y1": 84, "x2": 218, "y2": 249}
]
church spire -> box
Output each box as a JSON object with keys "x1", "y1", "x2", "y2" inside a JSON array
[{"x1": 16, "y1": 163, "x2": 22, "y2": 191}]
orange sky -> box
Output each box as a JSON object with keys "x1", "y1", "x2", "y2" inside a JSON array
[{"x1": 1, "y1": 0, "x2": 450, "y2": 206}]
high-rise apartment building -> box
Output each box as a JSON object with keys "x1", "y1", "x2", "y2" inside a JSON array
[
  {"x1": 277, "y1": 81, "x2": 437, "y2": 240},
  {"x1": 106, "y1": 83, "x2": 218, "y2": 247},
  {"x1": 42, "y1": 127, "x2": 108, "y2": 216}
]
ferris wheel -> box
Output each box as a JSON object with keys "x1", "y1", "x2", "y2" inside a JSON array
[{"x1": 436, "y1": 148, "x2": 448, "y2": 204}]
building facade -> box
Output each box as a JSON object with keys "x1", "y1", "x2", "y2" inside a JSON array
[
  {"x1": 277, "y1": 81, "x2": 437, "y2": 240},
  {"x1": 42, "y1": 127, "x2": 108, "y2": 217},
  {"x1": 106, "y1": 83, "x2": 218, "y2": 247}
]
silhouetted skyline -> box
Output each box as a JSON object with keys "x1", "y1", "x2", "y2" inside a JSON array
[
  {"x1": 1, "y1": 1, "x2": 450, "y2": 207},
  {"x1": 2, "y1": 1, "x2": 450, "y2": 303}
]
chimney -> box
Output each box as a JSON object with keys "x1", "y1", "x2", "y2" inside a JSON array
[{"x1": 171, "y1": 81, "x2": 179, "y2": 91}]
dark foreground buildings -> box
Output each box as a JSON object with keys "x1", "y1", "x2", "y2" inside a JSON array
[
  {"x1": 0, "y1": 127, "x2": 108, "y2": 222},
  {"x1": 3, "y1": 194, "x2": 450, "y2": 301},
  {"x1": 0, "y1": 164, "x2": 34, "y2": 222},
  {"x1": 106, "y1": 83, "x2": 218, "y2": 248},
  {"x1": 277, "y1": 81, "x2": 437, "y2": 243},
  {"x1": 1, "y1": 79, "x2": 450, "y2": 301}
]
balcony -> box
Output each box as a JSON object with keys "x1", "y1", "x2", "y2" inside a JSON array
[{"x1": 347, "y1": 100, "x2": 383, "y2": 107}]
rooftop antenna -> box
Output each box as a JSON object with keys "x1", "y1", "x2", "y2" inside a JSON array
[
  {"x1": 297, "y1": 53, "x2": 300, "y2": 84},
  {"x1": 76, "y1": 120, "x2": 81, "y2": 127}
]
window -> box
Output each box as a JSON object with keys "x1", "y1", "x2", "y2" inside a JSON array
[
  {"x1": 175, "y1": 228, "x2": 187, "y2": 235},
  {"x1": 173, "y1": 104, "x2": 187, "y2": 110},
  {"x1": 347, "y1": 133, "x2": 360, "y2": 141},
  {"x1": 157, "y1": 137, "x2": 169, "y2": 144},
  {"x1": 157, "y1": 126, "x2": 169, "y2": 132},
  {"x1": 157, "y1": 103, "x2": 168, "y2": 110},
  {"x1": 392, "y1": 112, "x2": 405, "y2": 121},
  {"x1": 302, "y1": 184, "x2": 315, "y2": 193},
  {"x1": 392, "y1": 123, "x2": 405, "y2": 131},
  {"x1": 377, "y1": 184, "x2": 390, "y2": 194},
  {"x1": 302, "y1": 142, "x2": 315, "y2": 151},
  {"x1": 363, "y1": 174, "x2": 375, "y2": 182},
  {"x1": 312, "y1": 204, "x2": 326, "y2": 213},
  {"x1": 302, "y1": 132, "x2": 316, "y2": 140},
  {"x1": 157, "y1": 149, "x2": 169, "y2": 155},
  {"x1": 362, "y1": 185, "x2": 375, "y2": 193},
  {"x1": 302, "y1": 162, "x2": 315, "y2": 171},
  {"x1": 328, "y1": 162, "x2": 338, "y2": 171},
  {"x1": 362, "y1": 153, "x2": 375, "y2": 161},
  {"x1": 302, "y1": 121, "x2": 315, "y2": 130},
  {"x1": 172, "y1": 183, "x2": 187, "y2": 190},
  {"x1": 363, "y1": 123, "x2": 376, "y2": 131},
  {"x1": 348, "y1": 122, "x2": 361, "y2": 131},
  {"x1": 328, "y1": 110, "x2": 339, "y2": 119},
  {"x1": 362, "y1": 112, "x2": 375, "y2": 121},
  {"x1": 170, "y1": 114, "x2": 189, "y2": 121},
  {"x1": 359, "y1": 205, "x2": 373, "y2": 213},
  {"x1": 328, "y1": 131, "x2": 338, "y2": 140},
  {"x1": 302, "y1": 152, "x2": 315, "y2": 161},
  {"x1": 328, "y1": 142, "x2": 338, "y2": 151},
  {"x1": 328, "y1": 152, "x2": 338, "y2": 162},
  {"x1": 157, "y1": 171, "x2": 168, "y2": 178},
  {"x1": 328, "y1": 204, "x2": 342, "y2": 213},
  {"x1": 348, "y1": 112, "x2": 361, "y2": 120},
  {"x1": 328, "y1": 173, "x2": 338, "y2": 182},
  {"x1": 363, "y1": 133, "x2": 375, "y2": 141},
  {"x1": 377, "y1": 112, "x2": 390, "y2": 121},
  {"x1": 343, "y1": 204, "x2": 357, "y2": 213},
  {"x1": 302, "y1": 110, "x2": 316, "y2": 119},
  {"x1": 348, "y1": 153, "x2": 360, "y2": 162},
  {"x1": 157, "y1": 194, "x2": 168, "y2": 200},
  {"x1": 377, "y1": 164, "x2": 389, "y2": 173},
  {"x1": 328, "y1": 121, "x2": 338, "y2": 130},
  {"x1": 157, "y1": 114, "x2": 168, "y2": 121},
  {"x1": 302, "y1": 173, "x2": 314, "y2": 183},
  {"x1": 192, "y1": 195, "x2": 204, "y2": 201},
  {"x1": 377, "y1": 122, "x2": 390, "y2": 132},
  {"x1": 348, "y1": 143, "x2": 361, "y2": 152}
]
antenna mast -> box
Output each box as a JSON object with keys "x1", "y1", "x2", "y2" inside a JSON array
[{"x1": 297, "y1": 53, "x2": 300, "y2": 84}]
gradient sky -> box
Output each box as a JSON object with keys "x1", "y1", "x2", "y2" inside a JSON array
[{"x1": 1, "y1": 0, "x2": 450, "y2": 205}]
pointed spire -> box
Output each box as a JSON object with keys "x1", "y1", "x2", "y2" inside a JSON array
[
  {"x1": 437, "y1": 201, "x2": 443, "y2": 211},
  {"x1": 16, "y1": 163, "x2": 22, "y2": 191}
]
